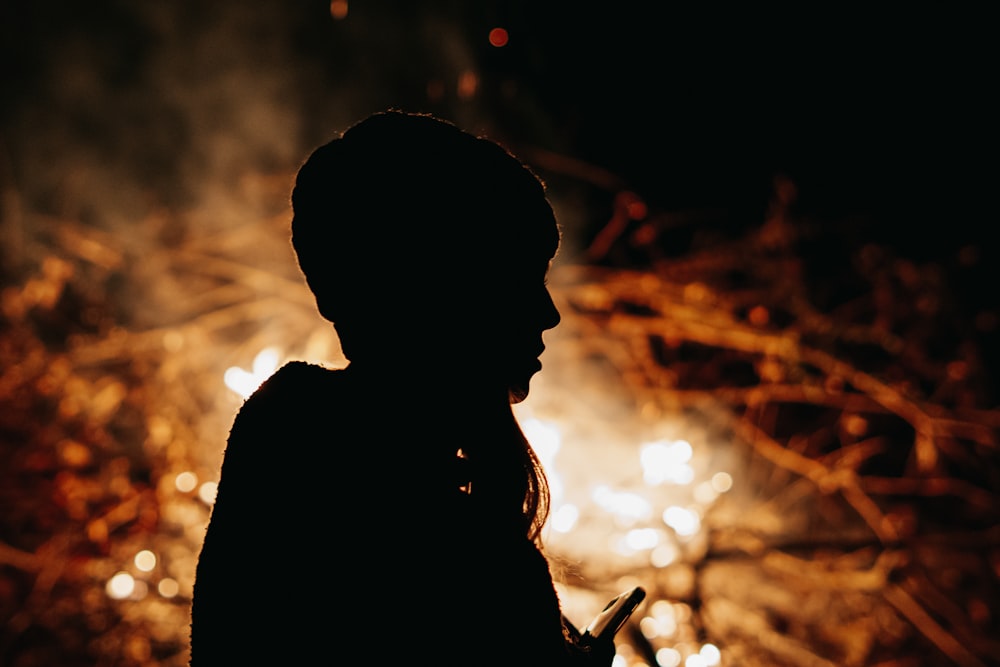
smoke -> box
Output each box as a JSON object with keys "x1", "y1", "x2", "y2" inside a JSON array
[
  {"x1": 0, "y1": 0, "x2": 623, "y2": 373},
  {"x1": 3, "y1": 3, "x2": 309, "y2": 226},
  {"x1": 1, "y1": 1, "x2": 532, "y2": 253}
]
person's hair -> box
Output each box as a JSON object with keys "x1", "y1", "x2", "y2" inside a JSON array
[
  {"x1": 520, "y1": 426, "x2": 551, "y2": 543},
  {"x1": 290, "y1": 109, "x2": 558, "y2": 544},
  {"x1": 291, "y1": 110, "x2": 560, "y2": 332}
]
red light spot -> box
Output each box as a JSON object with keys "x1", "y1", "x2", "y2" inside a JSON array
[
  {"x1": 489, "y1": 27, "x2": 509, "y2": 47},
  {"x1": 748, "y1": 305, "x2": 770, "y2": 326},
  {"x1": 329, "y1": 0, "x2": 348, "y2": 20},
  {"x1": 626, "y1": 199, "x2": 648, "y2": 220},
  {"x1": 617, "y1": 191, "x2": 647, "y2": 220}
]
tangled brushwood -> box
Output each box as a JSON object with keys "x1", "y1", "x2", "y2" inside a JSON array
[{"x1": 1, "y1": 169, "x2": 998, "y2": 667}]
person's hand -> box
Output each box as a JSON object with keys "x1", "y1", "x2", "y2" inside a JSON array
[
  {"x1": 562, "y1": 615, "x2": 617, "y2": 666},
  {"x1": 577, "y1": 633, "x2": 617, "y2": 666}
]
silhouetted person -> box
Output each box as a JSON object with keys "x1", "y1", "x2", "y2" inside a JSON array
[{"x1": 189, "y1": 110, "x2": 616, "y2": 665}]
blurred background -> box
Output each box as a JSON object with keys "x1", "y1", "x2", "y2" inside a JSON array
[{"x1": 1, "y1": 2, "x2": 997, "y2": 666}]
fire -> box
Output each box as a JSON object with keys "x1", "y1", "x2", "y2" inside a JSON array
[
  {"x1": 224, "y1": 346, "x2": 283, "y2": 398},
  {"x1": 210, "y1": 339, "x2": 738, "y2": 662},
  {"x1": 640, "y1": 439, "x2": 695, "y2": 485},
  {"x1": 2, "y1": 131, "x2": 991, "y2": 667}
]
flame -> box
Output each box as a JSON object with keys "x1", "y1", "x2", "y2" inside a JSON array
[
  {"x1": 216, "y1": 346, "x2": 735, "y2": 663},
  {"x1": 224, "y1": 347, "x2": 283, "y2": 398}
]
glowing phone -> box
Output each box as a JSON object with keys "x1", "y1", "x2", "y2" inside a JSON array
[{"x1": 582, "y1": 586, "x2": 646, "y2": 641}]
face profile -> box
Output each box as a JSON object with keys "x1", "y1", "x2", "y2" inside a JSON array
[
  {"x1": 290, "y1": 109, "x2": 562, "y2": 401},
  {"x1": 494, "y1": 263, "x2": 562, "y2": 402},
  {"x1": 189, "y1": 109, "x2": 616, "y2": 667}
]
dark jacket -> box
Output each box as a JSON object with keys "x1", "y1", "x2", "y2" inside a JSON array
[{"x1": 190, "y1": 361, "x2": 583, "y2": 665}]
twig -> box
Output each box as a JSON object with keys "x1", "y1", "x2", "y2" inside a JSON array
[
  {"x1": 0, "y1": 541, "x2": 40, "y2": 572},
  {"x1": 860, "y1": 476, "x2": 996, "y2": 510},
  {"x1": 883, "y1": 584, "x2": 989, "y2": 667}
]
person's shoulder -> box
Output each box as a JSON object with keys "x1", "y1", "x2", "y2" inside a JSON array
[
  {"x1": 238, "y1": 361, "x2": 344, "y2": 417},
  {"x1": 225, "y1": 361, "x2": 349, "y2": 451},
  {"x1": 259, "y1": 360, "x2": 339, "y2": 392}
]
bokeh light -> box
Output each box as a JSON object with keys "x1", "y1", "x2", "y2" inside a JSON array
[
  {"x1": 106, "y1": 572, "x2": 135, "y2": 600},
  {"x1": 488, "y1": 27, "x2": 509, "y2": 47},
  {"x1": 134, "y1": 550, "x2": 157, "y2": 572}
]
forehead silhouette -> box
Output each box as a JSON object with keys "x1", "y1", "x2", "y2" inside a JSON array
[{"x1": 290, "y1": 110, "x2": 559, "y2": 292}]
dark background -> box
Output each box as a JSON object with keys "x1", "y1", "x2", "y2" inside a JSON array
[
  {"x1": 2, "y1": 1, "x2": 992, "y2": 236},
  {"x1": 0, "y1": 4, "x2": 997, "y2": 665},
  {"x1": 3, "y1": 0, "x2": 994, "y2": 376}
]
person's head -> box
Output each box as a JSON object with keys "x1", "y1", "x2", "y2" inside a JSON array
[{"x1": 291, "y1": 109, "x2": 561, "y2": 402}]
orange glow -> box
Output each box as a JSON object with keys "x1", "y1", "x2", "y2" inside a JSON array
[
  {"x1": 947, "y1": 359, "x2": 969, "y2": 380},
  {"x1": 199, "y1": 481, "x2": 218, "y2": 505},
  {"x1": 175, "y1": 471, "x2": 198, "y2": 493},
  {"x1": 488, "y1": 27, "x2": 509, "y2": 47},
  {"x1": 106, "y1": 572, "x2": 135, "y2": 600},
  {"x1": 626, "y1": 200, "x2": 647, "y2": 220},
  {"x1": 158, "y1": 578, "x2": 180, "y2": 598},
  {"x1": 641, "y1": 600, "x2": 678, "y2": 638},
  {"x1": 710, "y1": 472, "x2": 732, "y2": 493},
  {"x1": 661, "y1": 506, "x2": 700, "y2": 537},
  {"x1": 700, "y1": 643, "x2": 722, "y2": 665},
  {"x1": 329, "y1": 0, "x2": 348, "y2": 20},
  {"x1": 457, "y1": 70, "x2": 478, "y2": 99},
  {"x1": 134, "y1": 550, "x2": 157, "y2": 572},
  {"x1": 640, "y1": 439, "x2": 693, "y2": 486},
  {"x1": 843, "y1": 413, "x2": 868, "y2": 437},
  {"x1": 621, "y1": 192, "x2": 647, "y2": 220},
  {"x1": 550, "y1": 504, "x2": 579, "y2": 533},
  {"x1": 748, "y1": 305, "x2": 769, "y2": 326},
  {"x1": 656, "y1": 648, "x2": 682, "y2": 666},
  {"x1": 225, "y1": 347, "x2": 281, "y2": 398},
  {"x1": 650, "y1": 541, "x2": 679, "y2": 568}
]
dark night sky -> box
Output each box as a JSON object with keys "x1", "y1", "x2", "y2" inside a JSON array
[{"x1": 0, "y1": 1, "x2": 993, "y2": 258}]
